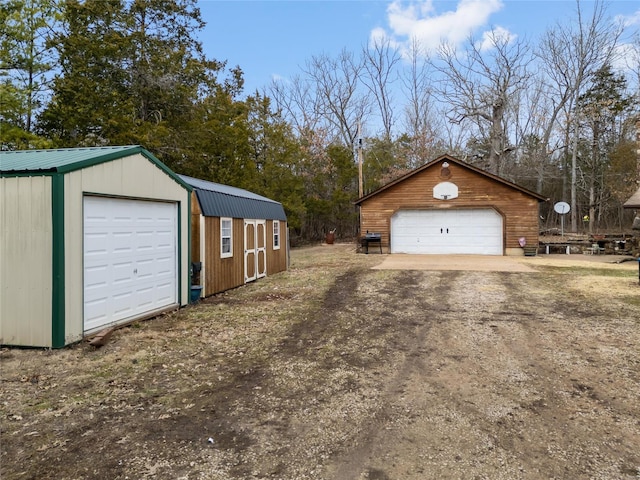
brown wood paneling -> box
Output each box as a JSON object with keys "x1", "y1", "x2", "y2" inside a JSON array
[
  {"x1": 190, "y1": 191, "x2": 201, "y2": 215},
  {"x1": 191, "y1": 218, "x2": 200, "y2": 265},
  {"x1": 266, "y1": 220, "x2": 287, "y2": 275},
  {"x1": 359, "y1": 161, "x2": 542, "y2": 253},
  {"x1": 199, "y1": 216, "x2": 288, "y2": 297},
  {"x1": 203, "y1": 217, "x2": 244, "y2": 296},
  {"x1": 190, "y1": 193, "x2": 202, "y2": 268}
]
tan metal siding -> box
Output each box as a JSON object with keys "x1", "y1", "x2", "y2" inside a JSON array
[
  {"x1": 0, "y1": 176, "x2": 53, "y2": 347},
  {"x1": 64, "y1": 154, "x2": 190, "y2": 341}
]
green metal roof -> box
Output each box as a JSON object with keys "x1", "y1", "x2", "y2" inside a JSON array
[
  {"x1": 0, "y1": 145, "x2": 191, "y2": 191},
  {"x1": 0, "y1": 145, "x2": 146, "y2": 174}
]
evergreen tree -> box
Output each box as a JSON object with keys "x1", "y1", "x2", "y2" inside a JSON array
[
  {"x1": 38, "y1": 0, "x2": 222, "y2": 157},
  {"x1": 577, "y1": 63, "x2": 634, "y2": 232},
  {"x1": 0, "y1": 0, "x2": 58, "y2": 149}
]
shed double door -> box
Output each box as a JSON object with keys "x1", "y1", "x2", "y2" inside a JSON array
[{"x1": 244, "y1": 220, "x2": 266, "y2": 283}]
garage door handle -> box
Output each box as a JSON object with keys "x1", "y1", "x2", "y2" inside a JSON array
[
  {"x1": 447, "y1": 228, "x2": 449, "y2": 234},
  {"x1": 440, "y1": 228, "x2": 443, "y2": 234}
]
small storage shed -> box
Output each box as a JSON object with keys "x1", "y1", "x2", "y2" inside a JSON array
[
  {"x1": 355, "y1": 154, "x2": 547, "y2": 255},
  {"x1": 0, "y1": 146, "x2": 191, "y2": 348},
  {"x1": 179, "y1": 175, "x2": 287, "y2": 297}
]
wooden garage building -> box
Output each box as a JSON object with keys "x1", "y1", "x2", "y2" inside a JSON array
[
  {"x1": 355, "y1": 154, "x2": 547, "y2": 255},
  {"x1": 179, "y1": 175, "x2": 288, "y2": 297},
  {"x1": 0, "y1": 146, "x2": 191, "y2": 348}
]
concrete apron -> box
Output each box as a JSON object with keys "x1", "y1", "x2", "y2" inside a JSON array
[{"x1": 372, "y1": 254, "x2": 536, "y2": 273}]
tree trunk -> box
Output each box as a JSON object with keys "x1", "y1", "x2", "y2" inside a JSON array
[
  {"x1": 570, "y1": 118, "x2": 578, "y2": 233},
  {"x1": 489, "y1": 99, "x2": 504, "y2": 175}
]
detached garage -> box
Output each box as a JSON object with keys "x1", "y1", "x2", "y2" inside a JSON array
[
  {"x1": 355, "y1": 154, "x2": 547, "y2": 255},
  {"x1": 0, "y1": 146, "x2": 191, "y2": 348},
  {"x1": 179, "y1": 175, "x2": 288, "y2": 297}
]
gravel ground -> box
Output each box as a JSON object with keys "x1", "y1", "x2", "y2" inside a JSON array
[{"x1": 1, "y1": 244, "x2": 639, "y2": 479}]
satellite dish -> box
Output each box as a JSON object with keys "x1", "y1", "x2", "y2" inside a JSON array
[
  {"x1": 553, "y1": 202, "x2": 570, "y2": 237},
  {"x1": 554, "y1": 202, "x2": 570, "y2": 214}
]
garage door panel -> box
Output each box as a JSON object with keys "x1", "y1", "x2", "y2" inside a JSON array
[
  {"x1": 391, "y1": 209, "x2": 502, "y2": 255},
  {"x1": 84, "y1": 196, "x2": 178, "y2": 333}
]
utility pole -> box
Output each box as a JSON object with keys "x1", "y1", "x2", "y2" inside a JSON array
[{"x1": 357, "y1": 121, "x2": 363, "y2": 198}]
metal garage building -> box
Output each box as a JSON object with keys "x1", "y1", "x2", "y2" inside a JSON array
[
  {"x1": 355, "y1": 154, "x2": 547, "y2": 255},
  {"x1": 0, "y1": 146, "x2": 191, "y2": 348}
]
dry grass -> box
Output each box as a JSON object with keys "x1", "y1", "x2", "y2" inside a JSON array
[{"x1": 1, "y1": 244, "x2": 639, "y2": 480}]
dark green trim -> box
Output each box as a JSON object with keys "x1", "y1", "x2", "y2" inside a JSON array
[
  {"x1": 1, "y1": 172, "x2": 50, "y2": 178},
  {"x1": 2, "y1": 146, "x2": 193, "y2": 194},
  {"x1": 138, "y1": 148, "x2": 193, "y2": 192},
  {"x1": 56, "y1": 146, "x2": 139, "y2": 173},
  {"x1": 187, "y1": 194, "x2": 192, "y2": 300},
  {"x1": 59, "y1": 146, "x2": 193, "y2": 193},
  {"x1": 178, "y1": 200, "x2": 184, "y2": 305},
  {"x1": 51, "y1": 173, "x2": 65, "y2": 348}
]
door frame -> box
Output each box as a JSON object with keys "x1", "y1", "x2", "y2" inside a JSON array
[
  {"x1": 244, "y1": 219, "x2": 266, "y2": 283},
  {"x1": 83, "y1": 195, "x2": 179, "y2": 333},
  {"x1": 390, "y1": 208, "x2": 503, "y2": 255}
]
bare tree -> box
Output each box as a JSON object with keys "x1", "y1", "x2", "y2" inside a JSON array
[
  {"x1": 400, "y1": 37, "x2": 444, "y2": 166},
  {"x1": 269, "y1": 74, "x2": 323, "y2": 138},
  {"x1": 431, "y1": 29, "x2": 533, "y2": 175},
  {"x1": 512, "y1": 77, "x2": 563, "y2": 193},
  {"x1": 536, "y1": 0, "x2": 622, "y2": 231},
  {"x1": 302, "y1": 48, "x2": 372, "y2": 147},
  {"x1": 629, "y1": 34, "x2": 640, "y2": 104},
  {"x1": 361, "y1": 36, "x2": 401, "y2": 140}
]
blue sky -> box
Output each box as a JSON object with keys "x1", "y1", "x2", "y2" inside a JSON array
[{"x1": 197, "y1": 0, "x2": 640, "y2": 95}]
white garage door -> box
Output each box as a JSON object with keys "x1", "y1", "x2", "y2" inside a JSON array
[
  {"x1": 391, "y1": 209, "x2": 503, "y2": 255},
  {"x1": 83, "y1": 196, "x2": 178, "y2": 333}
]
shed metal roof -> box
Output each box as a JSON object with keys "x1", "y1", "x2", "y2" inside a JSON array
[
  {"x1": 0, "y1": 145, "x2": 190, "y2": 190},
  {"x1": 623, "y1": 186, "x2": 640, "y2": 208},
  {"x1": 179, "y1": 175, "x2": 287, "y2": 221},
  {"x1": 1, "y1": 146, "x2": 138, "y2": 173}
]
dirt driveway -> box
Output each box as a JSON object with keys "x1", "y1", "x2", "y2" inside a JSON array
[
  {"x1": 2, "y1": 244, "x2": 639, "y2": 479},
  {"x1": 373, "y1": 253, "x2": 536, "y2": 272}
]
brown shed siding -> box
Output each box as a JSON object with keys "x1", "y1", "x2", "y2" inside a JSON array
[
  {"x1": 184, "y1": 176, "x2": 288, "y2": 296},
  {"x1": 266, "y1": 220, "x2": 287, "y2": 275},
  {"x1": 190, "y1": 192, "x2": 201, "y2": 265},
  {"x1": 358, "y1": 157, "x2": 544, "y2": 254},
  {"x1": 202, "y1": 217, "x2": 245, "y2": 296},
  {"x1": 189, "y1": 216, "x2": 288, "y2": 297}
]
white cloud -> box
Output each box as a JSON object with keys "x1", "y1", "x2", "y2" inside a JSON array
[
  {"x1": 612, "y1": 8, "x2": 640, "y2": 77},
  {"x1": 378, "y1": 0, "x2": 507, "y2": 56},
  {"x1": 612, "y1": 43, "x2": 639, "y2": 75},
  {"x1": 615, "y1": 8, "x2": 640, "y2": 28},
  {"x1": 477, "y1": 25, "x2": 517, "y2": 52},
  {"x1": 369, "y1": 26, "x2": 404, "y2": 52}
]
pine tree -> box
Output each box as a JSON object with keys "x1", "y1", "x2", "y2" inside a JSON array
[{"x1": 0, "y1": 0, "x2": 58, "y2": 149}]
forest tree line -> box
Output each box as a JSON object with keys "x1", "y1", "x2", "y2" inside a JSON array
[{"x1": 2, "y1": 0, "x2": 640, "y2": 241}]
